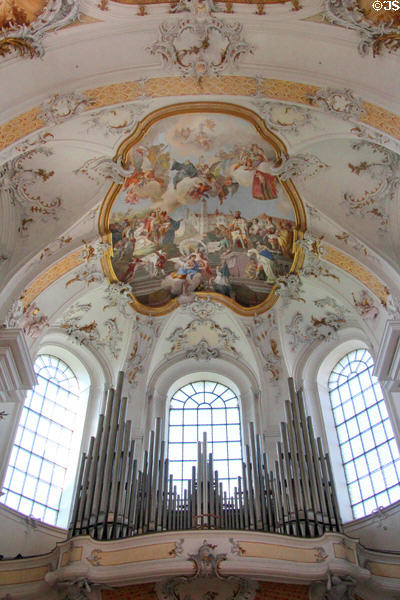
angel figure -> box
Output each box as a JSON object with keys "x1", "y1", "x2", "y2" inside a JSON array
[{"x1": 123, "y1": 144, "x2": 170, "y2": 203}]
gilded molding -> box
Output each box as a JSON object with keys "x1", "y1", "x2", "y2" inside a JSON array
[
  {"x1": 367, "y1": 561, "x2": 400, "y2": 578},
  {"x1": 233, "y1": 541, "x2": 328, "y2": 563},
  {"x1": 0, "y1": 564, "x2": 50, "y2": 585},
  {"x1": 21, "y1": 249, "x2": 83, "y2": 307},
  {"x1": 86, "y1": 542, "x2": 177, "y2": 566},
  {"x1": 19, "y1": 243, "x2": 390, "y2": 316},
  {"x1": 324, "y1": 245, "x2": 388, "y2": 305},
  {"x1": 0, "y1": 77, "x2": 399, "y2": 154}
]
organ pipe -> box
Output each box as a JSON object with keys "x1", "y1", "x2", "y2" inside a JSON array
[{"x1": 69, "y1": 374, "x2": 342, "y2": 540}]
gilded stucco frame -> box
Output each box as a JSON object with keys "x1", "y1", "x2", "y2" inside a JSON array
[{"x1": 98, "y1": 101, "x2": 306, "y2": 316}]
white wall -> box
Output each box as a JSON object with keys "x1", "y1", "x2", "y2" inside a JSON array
[{"x1": 0, "y1": 504, "x2": 67, "y2": 558}]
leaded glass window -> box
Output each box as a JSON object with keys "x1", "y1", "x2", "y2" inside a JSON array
[
  {"x1": 329, "y1": 349, "x2": 400, "y2": 519},
  {"x1": 168, "y1": 381, "x2": 242, "y2": 495},
  {"x1": 1, "y1": 355, "x2": 80, "y2": 526}
]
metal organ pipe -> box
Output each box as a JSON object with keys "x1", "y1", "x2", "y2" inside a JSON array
[{"x1": 69, "y1": 374, "x2": 342, "y2": 540}]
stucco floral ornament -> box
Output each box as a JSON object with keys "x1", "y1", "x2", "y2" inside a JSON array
[
  {"x1": 2, "y1": 298, "x2": 49, "y2": 338},
  {"x1": 342, "y1": 141, "x2": 400, "y2": 233},
  {"x1": 0, "y1": 146, "x2": 61, "y2": 231},
  {"x1": 306, "y1": 88, "x2": 365, "y2": 121},
  {"x1": 0, "y1": 0, "x2": 79, "y2": 59},
  {"x1": 286, "y1": 297, "x2": 350, "y2": 350},
  {"x1": 147, "y1": 0, "x2": 253, "y2": 83},
  {"x1": 37, "y1": 92, "x2": 96, "y2": 126}
]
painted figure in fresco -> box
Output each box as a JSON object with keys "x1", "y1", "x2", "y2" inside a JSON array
[
  {"x1": 139, "y1": 250, "x2": 167, "y2": 277},
  {"x1": 251, "y1": 153, "x2": 278, "y2": 200},
  {"x1": 134, "y1": 221, "x2": 153, "y2": 251},
  {"x1": 108, "y1": 118, "x2": 298, "y2": 310},
  {"x1": 162, "y1": 216, "x2": 182, "y2": 245},
  {"x1": 219, "y1": 235, "x2": 231, "y2": 255},
  {"x1": 123, "y1": 144, "x2": 170, "y2": 205},
  {"x1": 163, "y1": 254, "x2": 203, "y2": 297},
  {"x1": 204, "y1": 161, "x2": 239, "y2": 205},
  {"x1": 276, "y1": 221, "x2": 294, "y2": 258},
  {"x1": 228, "y1": 210, "x2": 249, "y2": 249},
  {"x1": 248, "y1": 244, "x2": 277, "y2": 283},
  {"x1": 194, "y1": 248, "x2": 213, "y2": 284},
  {"x1": 171, "y1": 159, "x2": 198, "y2": 188},
  {"x1": 213, "y1": 262, "x2": 231, "y2": 296},
  {"x1": 121, "y1": 257, "x2": 142, "y2": 283}
]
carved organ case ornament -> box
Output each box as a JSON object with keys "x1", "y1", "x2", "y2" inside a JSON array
[
  {"x1": 99, "y1": 102, "x2": 306, "y2": 317},
  {"x1": 156, "y1": 540, "x2": 257, "y2": 600}
]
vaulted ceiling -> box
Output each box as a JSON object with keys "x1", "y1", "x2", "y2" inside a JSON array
[{"x1": 0, "y1": 0, "x2": 399, "y2": 400}]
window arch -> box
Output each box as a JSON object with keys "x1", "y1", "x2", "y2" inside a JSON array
[
  {"x1": 329, "y1": 348, "x2": 400, "y2": 519},
  {"x1": 168, "y1": 380, "x2": 243, "y2": 495},
  {"x1": 1, "y1": 354, "x2": 85, "y2": 526}
]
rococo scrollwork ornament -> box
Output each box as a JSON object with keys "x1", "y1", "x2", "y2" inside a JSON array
[
  {"x1": 0, "y1": 0, "x2": 80, "y2": 59},
  {"x1": 156, "y1": 540, "x2": 257, "y2": 600},
  {"x1": 306, "y1": 88, "x2": 365, "y2": 121},
  {"x1": 147, "y1": 0, "x2": 253, "y2": 82},
  {"x1": 343, "y1": 141, "x2": 400, "y2": 233},
  {"x1": 0, "y1": 146, "x2": 62, "y2": 231},
  {"x1": 323, "y1": 0, "x2": 400, "y2": 57}
]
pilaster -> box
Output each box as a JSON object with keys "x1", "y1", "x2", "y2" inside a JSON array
[{"x1": 0, "y1": 329, "x2": 35, "y2": 488}]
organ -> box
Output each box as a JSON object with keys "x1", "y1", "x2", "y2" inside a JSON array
[{"x1": 69, "y1": 373, "x2": 341, "y2": 540}]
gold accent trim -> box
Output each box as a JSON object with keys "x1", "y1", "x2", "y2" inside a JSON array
[
  {"x1": 113, "y1": 0, "x2": 294, "y2": 4},
  {"x1": 324, "y1": 245, "x2": 388, "y2": 305},
  {"x1": 0, "y1": 564, "x2": 50, "y2": 585},
  {"x1": 235, "y1": 541, "x2": 322, "y2": 563},
  {"x1": 368, "y1": 561, "x2": 400, "y2": 578},
  {"x1": 21, "y1": 249, "x2": 83, "y2": 307},
  {"x1": 87, "y1": 542, "x2": 176, "y2": 566},
  {"x1": 333, "y1": 542, "x2": 356, "y2": 564},
  {"x1": 0, "y1": 77, "x2": 399, "y2": 152},
  {"x1": 60, "y1": 546, "x2": 83, "y2": 567},
  {"x1": 0, "y1": 37, "x2": 36, "y2": 58},
  {"x1": 98, "y1": 101, "x2": 306, "y2": 316}
]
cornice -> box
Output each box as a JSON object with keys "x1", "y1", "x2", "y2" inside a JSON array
[{"x1": 0, "y1": 76, "x2": 398, "y2": 156}]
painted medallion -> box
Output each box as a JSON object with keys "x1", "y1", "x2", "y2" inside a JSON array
[{"x1": 100, "y1": 104, "x2": 305, "y2": 315}]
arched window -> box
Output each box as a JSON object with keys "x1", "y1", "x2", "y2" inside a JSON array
[
  {"x1": 168, "y1": 380, "x2": 243, "y2": 495},
  {"x1": 329, "y1": 348, "x2": 400, "y2": 519},
  {"x1": 1, "y1": 355, "x2": 83, "y2": 526}
]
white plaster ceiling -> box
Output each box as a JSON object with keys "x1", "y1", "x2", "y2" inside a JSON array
[{"x1": 0, "y1": 0, "x2": 399, "y2": 400}]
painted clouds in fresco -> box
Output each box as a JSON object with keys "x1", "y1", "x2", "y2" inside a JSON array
[{"x1": 107, "y1": 112, "x2": 299, "y2": 310}]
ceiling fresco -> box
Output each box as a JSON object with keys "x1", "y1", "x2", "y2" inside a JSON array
[
  {"x1": 0, "y1": 0, "x2": 47, "y2": 29},
  {"x1": 99, "y1": 105, "x2": 306, "y2": 314},
  {"x1": 0, "y1": 0, "x2": 78, "y2": 58},
  {"x1": 0, "y1": 0, "x2": 399, "y2": 534}
]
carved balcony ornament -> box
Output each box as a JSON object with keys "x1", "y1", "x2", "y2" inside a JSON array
[
  {"x1": 156, "y1": 540, "x2": 257, "y2": 600},
  {"x1": 147, "y1": 0, "x2": 253, "y2": 83},
  {"x1": 0, "y1": 0, "x2": 79, "y2": 59},
  {"x1": 310, "y1": 572, "x2": 357, "y2": 600}
]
